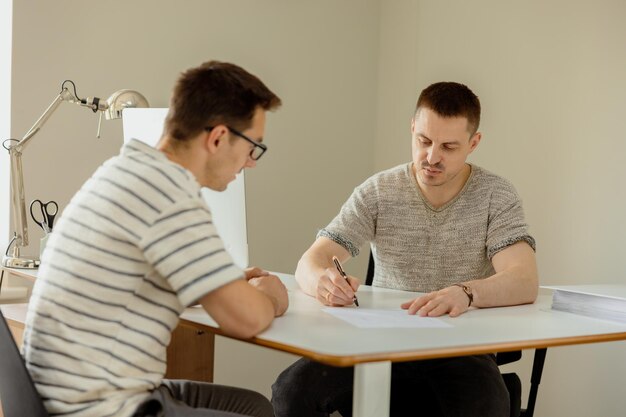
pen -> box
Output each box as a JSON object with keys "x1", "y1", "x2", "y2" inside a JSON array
[{"x1": 332, "y1": 256, "x2": 359, "y2": 307}]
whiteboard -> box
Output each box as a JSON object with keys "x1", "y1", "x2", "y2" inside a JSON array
[{"x1": 122, "y1": 108, "x2": 248, "y2": 269}]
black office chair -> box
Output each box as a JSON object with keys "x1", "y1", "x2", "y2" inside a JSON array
[
  {"x1": 364, "y1": 252, "x2": 546, "y2": 417},
  {"x1": 0, "y1": 309, "x2": 49, "y2": 417},
  {"x1": 496, "y1": 348, "x2": 547, "y2": 417}
]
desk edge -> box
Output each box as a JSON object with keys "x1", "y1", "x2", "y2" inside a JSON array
[{"x1": 179, "y1": 318, "x2": 626, "y2": 367}]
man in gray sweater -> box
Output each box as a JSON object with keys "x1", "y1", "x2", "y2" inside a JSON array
[{"x1": 272, "y1": 82, "x2": 538, "y2": 417}]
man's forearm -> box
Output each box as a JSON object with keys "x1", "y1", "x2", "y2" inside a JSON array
[
  {"x1": 296, "y1": 238, "x2": 361, "y2": 307},
  {"x1": 461, "y1": 240, "x2": 538, "y2": 308},
  {"x1": 466, "y1": 262, "x2": 538, "y2": 308},
  {"x1": 295, "y1": 252, "x2": 324, "y2": 296}
]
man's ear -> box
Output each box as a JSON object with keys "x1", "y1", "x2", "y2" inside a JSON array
[
  {"x1": 205, "y1": 125, "x2": 228, "y2": 155},
  {"x1": 468, "y1": 132, "x2": 482, "y2": 153}
]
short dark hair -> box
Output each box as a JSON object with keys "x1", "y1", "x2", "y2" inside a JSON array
[
  {"x1": 415, "y1": 82, "x2": 481, "y2": 134},
  {"x1": 164, "y1": 60, "x2": 282, "y2": 141}
]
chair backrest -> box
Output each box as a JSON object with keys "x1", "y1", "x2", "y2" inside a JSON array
[
  {"x1": 365, "y1": 251, "x2": 375, "y2": 286},
  {"x1": 0, "y1": 309, "x2": 49, "y2": 417}
]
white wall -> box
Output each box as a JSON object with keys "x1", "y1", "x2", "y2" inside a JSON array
[{"x1": 376, "y1": 1, "x2": 626, "y2": 416}]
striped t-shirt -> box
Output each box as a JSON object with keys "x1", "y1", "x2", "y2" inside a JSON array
[
  {"x1": 23, "y1": 139, "x2": 244, "y2": 417},
  {"x1": 319, "y1": 163, "x2": 535, "y2": 292}
]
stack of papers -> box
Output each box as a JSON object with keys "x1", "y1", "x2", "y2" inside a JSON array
[{"x1": 543, "y1": 285, "x2": 626, "y2": 324}]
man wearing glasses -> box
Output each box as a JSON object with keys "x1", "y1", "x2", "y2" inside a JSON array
[
  {"x1": 24, "y1": 61, "x2": 287, "y2": 417},
  {"x1": 205, "y1": 125, "x2": 267, "y2": 162}
]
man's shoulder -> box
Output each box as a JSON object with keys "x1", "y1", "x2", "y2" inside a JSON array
[
  {"x1": 81, "y1": 141, "x2": 204, "y2": 222},
  {"x1": 107, "y1": 140, "x2": 197, "y2": 192},
  {"x1": 352, "y1": 163, "x2": 412, "y2": 200},
  {"x1": 470, "y1": 165, "x2": 520, "y2": 201},
  {"x1": 363, "y1": 162, "x2": 412, "y2": 186},
  {"x1": 472, "y1": 165, "x2": 517, "y2": 189}
]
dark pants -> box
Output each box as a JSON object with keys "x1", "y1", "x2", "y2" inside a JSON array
[
  {"x1": 133, "y1": 379, "x2": 274, "y2": 417},
  {"x1": 271, "y1": 355, "x2": 509, "y2": 417}
]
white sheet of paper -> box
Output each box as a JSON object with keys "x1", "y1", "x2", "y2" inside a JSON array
[{"x1": 322, "y1": 308, "x2": 453, "y2": 328}]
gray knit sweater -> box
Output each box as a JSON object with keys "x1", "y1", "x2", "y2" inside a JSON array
[{"x1": 318, "y1": 163, "x2": 535, "y2": 292}]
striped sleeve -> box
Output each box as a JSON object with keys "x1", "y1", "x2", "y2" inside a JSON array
[{"x1": 140, "y1": 197, "x2": 244, "y2": 307}]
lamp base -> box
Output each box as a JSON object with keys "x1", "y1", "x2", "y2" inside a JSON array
[{"x1": 2, "y1": 255, "x2": 40, "y2": 269}]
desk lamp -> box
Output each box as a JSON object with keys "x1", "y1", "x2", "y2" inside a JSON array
[{"x1": 2, "y1": 80, "x2": 149, "y2": 269}]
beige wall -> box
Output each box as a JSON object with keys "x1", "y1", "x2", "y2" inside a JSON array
[
  {"x1": 376, "y1": 1, "x2": 626, "y2": 416},
  {"x1": 11, "y1": 0, "x2": 379, "y2": 276},
  {"x1": 8, "y1": 0, "x2": 626, "y2": 415},
  {"x1": 10, "y1": 0, "x2": 379, "y2": 400}
]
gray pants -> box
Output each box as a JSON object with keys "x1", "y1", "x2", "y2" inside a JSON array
[{"x1": 133, "y1": 379, "x2": 274, "y2": 417}]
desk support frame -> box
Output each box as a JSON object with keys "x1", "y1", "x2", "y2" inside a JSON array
[{"x1": 354, "y1": 361, "x2": 392, "y2": 417}]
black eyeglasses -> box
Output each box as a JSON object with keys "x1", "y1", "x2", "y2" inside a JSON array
[{"x1": 205, "y1": 126, "x2": 267, "y2": 161}]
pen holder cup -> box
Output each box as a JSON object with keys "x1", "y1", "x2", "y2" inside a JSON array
[{"x1": 40, "y1": 234, "x2": 50, "y2": 260}]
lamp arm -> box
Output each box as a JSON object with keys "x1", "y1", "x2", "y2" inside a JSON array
[
  {"x1": 5, "y1": 87, "x2": 78, "y2": 264},
  {"x1": 9, "y1": 87, "x2": 77, "y2": 247},
  {"x1": 3, "y1": 81, "x2": 148, "y2": 269},
  {"x1": 8, "y1": 144, "x2": 28, "y2": 248},
  {"x1": 18, "y1": 88, "x2": 77, "y2": 150}
]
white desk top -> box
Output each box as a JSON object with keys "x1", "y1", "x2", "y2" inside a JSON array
[
  {"x1": 7, "y1": 267, "x2": 625, "y2": 366},
  {"x1": 181, "y1": 274, "x2": 626, "y2": 366}
]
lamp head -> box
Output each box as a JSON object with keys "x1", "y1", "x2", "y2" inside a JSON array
[{"x1": 103, "y1": 89, "x2": 149, "y2": 120}]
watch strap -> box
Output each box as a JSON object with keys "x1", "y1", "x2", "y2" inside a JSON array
[{"x1": 453, "y1": 283, "x2": 473, "y2": 307}]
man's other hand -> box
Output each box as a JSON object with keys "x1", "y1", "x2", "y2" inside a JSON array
[
  {"x1": 248, "y1": 273, "x2": 289, "y2": 317},
  {"x1": 401, "y1": 285, "x2": 470, "y2": 318}
]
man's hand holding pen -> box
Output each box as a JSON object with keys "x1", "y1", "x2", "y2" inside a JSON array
[{"x1": 315, "y1": 257, "x2": 360, "y2": 307}]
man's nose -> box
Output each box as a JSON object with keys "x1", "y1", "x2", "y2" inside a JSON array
[{"x1": 427, "y1": 146, "x2": 441, "y2": 165}]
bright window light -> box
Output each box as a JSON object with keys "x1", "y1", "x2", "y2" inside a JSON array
[{"x1": 0, "y1": 0, "x2": 13, "y2": 250}]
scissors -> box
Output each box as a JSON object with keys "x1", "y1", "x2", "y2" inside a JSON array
[{"x1": 29, "y1": 199, "x2": 58, "y2": 234}]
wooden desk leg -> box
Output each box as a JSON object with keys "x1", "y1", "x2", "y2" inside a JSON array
[
  {"x1": 353, "y1": 361, "x2": 391, "y2": 417},
  {"x1": 165, "y1": 322, "x2": 215, "y2": 382}
]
